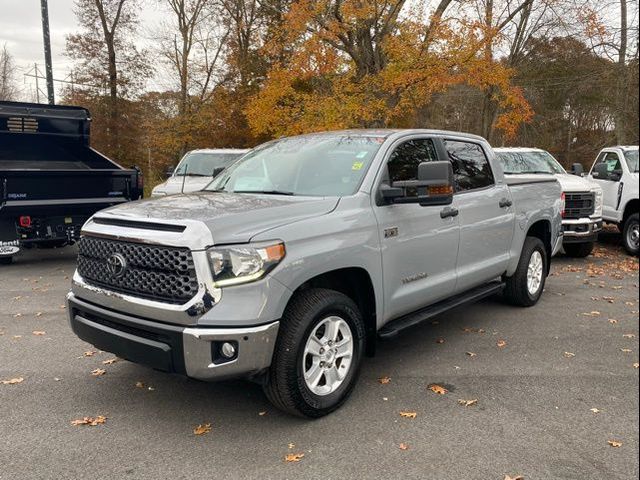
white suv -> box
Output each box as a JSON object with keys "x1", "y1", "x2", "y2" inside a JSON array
[{"x1": 587, "y1": 146, "x2": 639, "y2": 255}]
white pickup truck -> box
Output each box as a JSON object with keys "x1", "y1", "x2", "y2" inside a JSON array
[
  {"x1": 587, "y1": 146, "x2": 639, "y2": 255},
  {"x1": 495, "y1": 148, "x2": 602, "y2": 257}
]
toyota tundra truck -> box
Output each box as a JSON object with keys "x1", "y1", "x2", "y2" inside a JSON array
[
  {"x1": 495, "y1": 147, "x2": 602, "y2": 258},
  {"x1": 67, "y1": 130, "x2": 563, "y2": 417}
]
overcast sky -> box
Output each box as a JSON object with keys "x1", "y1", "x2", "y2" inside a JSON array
[{"x1": 0, "y1": 0, "x2": 165, "y2": 102}]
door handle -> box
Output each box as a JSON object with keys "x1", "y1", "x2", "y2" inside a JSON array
[
  {"x1": 499, "y1": 198, "x2": 513, "y2": 208},
  {"x1": 440, "y1": 206, "x2": 459, "y2": 219}
]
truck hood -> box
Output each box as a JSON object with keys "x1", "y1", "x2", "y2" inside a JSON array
[
  {"x1": 98, "y1": 192, "x2": 339, "y2": 244},
  {"x1": 553, "y1": 173, "x2": 598, "y2": 192},
  {"x1": 151, "y1": 176, "x2": 213, "y2": 196}
]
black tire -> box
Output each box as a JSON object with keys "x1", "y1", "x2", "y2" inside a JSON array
[
  {"x1": 0, "y1": 256, "x2": 13, "y2": 265},
  {"x1": 504, "y1": 236, "x2": 547, "y2": 307},
  {"x1": 563, "y1": 241, "x2": 594, "y2": 258},
  {"x1": 622, "y1": 213, "x2": 639, "y2": 256},
  {"x1": 263, "y1": 288, "x2": 365, "y2": 418}
]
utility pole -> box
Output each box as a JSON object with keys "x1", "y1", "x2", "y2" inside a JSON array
[{"x1": 40, "y1": 0, "x2": 55, "y2": 104}]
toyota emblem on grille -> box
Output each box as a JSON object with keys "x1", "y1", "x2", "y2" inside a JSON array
[{"x1": 106, "y1": 253, "x2": 127, "y2": 278}]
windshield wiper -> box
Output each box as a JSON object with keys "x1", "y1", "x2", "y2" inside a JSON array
[
  {"x1": 232, "y1": 190, "x2": 295, "y2": 195},
  {"x1": 175, "y1": 173, "x2": 209, "y2": 177}
]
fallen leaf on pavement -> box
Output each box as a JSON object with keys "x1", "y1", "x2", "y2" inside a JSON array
[
  {"x1": 193, "y1": 423, "x2": 212, "y2": 435},
  {"x1": 71, "y1": 415, "x2": 107, "y2": 426},
  {"x1": 465, "y1": 352, "x2": 476, "y2": 357},
  {"x1": 428, "y1": 384, "x2": 448, "y2": 395},
  {"x1": 35, "y1": 312, "x2": 43, "y2": 317},
  {"x1": 608, "y1": 319, "x2": 618, "y2": 324},
  {"x1": 461, "y1": 327, "x2": 485, "y2": 333},
  {"x1": 284, "y1": 453, "x2": 304, "y2": 462},
  {"x1": 399, "y1": 443, "x2": 409, "y2": 450},
  {"x1": 32, "y1": 331, "x2": 46, "y2": 336},
  {"x1": 497, "y1": 339, "x2": 507, "y2": 348},
  {"x1": 582, "y1": 311, "x2": 601, "y2": 316},
  {"x1": 102, "y1": 358, "x2": 119, "y2": 365},
  {"x1": 620, "y1": 348, "x2": 632, "y2": 353},
  {"x1": 1, "y1": 377, "x2": 24, "y2": 385},
  {"x1": 378, "y1": 376, "x2": 391, "y2": 384},
  {"x1": 12, "y1": 295, "x2": 22, "y2": 300},
  {"x1": 13, "y1": 313, "x2": 22, "y2": 318},
  {"x1": 83, "y1": 351, "x2": 96, "y2": 357},
  {"x1": 563, "y1": 352, "x2": 575, "y2": 358},
  {"x1": 91, "y1": 368, "x2": 106, "y2": 377},
  {"x1": 135, "y1": 381, "x2": 145, "y2": 388},
  {"x1": 504, "y1": 476, "x2": 524, "y2": 480},
  {"x1": 607, "y1": 440, "x2": 622, "y2": 448},
  {"x1": 458, "y1": 399, "x2": 478, "y2": 407},
  {"x1": 590, "y1": 408, "x2": 601, "y2": 414},
  {"x1": 399, "y1": 411, "x2": 417, "y2": 418},
  {"x1": 633, "y1": 363, "x2": 639, "y2": 369},
  {"x1": 288, "y1": 443, "x2": 295, "y2": 449},
  {"x1": 435, "y1": 338, "x2": 445, "y2": 344},
  {"x1": 258, "y1": 411, "x2": 267, "y2": 416},
  {"x1": 622, "y1": 333, "x2": 635, "y2": 338}
]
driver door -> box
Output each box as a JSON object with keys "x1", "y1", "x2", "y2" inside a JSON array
[
  {"x1": 591, "y1": 151, "x2": 622, "y2": 220},
  {"x1": 372, "y1": 136, "x2": 460, "y2": 321}
]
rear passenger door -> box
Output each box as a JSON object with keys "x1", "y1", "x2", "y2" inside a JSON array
[{"x1": 442, "y1": 139, "x2": 515, "y2": 293}]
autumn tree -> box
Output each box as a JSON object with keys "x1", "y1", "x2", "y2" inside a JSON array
[
  {"x1": 0, "y1": 44, "x2": 19, "y2": 101},
  {"x1": 65, "y1": 0, "x2": 151, "y2": 157},
  {"x1": 245, "y1": 0, "x2": 532, "y2": 139}
]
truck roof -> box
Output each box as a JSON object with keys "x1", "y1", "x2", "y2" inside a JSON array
[
  {"x1": 187, "y1": 148, "x2": 250, "y2": 154},
  {"x1": 493, "y1": 147, "x2": 547, "y2": 152},
  {"x1": 603, "y1": 145, "x2": 639, "y2": 151},
  {"x1": 286, "y1": 129, "x2": 488, "y2": 142}
]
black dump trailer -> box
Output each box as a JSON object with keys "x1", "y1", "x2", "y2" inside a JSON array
[{"x1": 0, "y1": 101, "x2": 143, "y2": 264}]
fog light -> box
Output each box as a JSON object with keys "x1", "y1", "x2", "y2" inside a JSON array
[{"x1": 220, "y1": 342, "x2": 236, "y2": 359}]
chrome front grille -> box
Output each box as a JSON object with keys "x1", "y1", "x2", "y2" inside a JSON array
[
  {"x1": 77, "y1": 236, "x2": 198, "y2": 304},
  {"x1": 564, "y1": 192, "x2": 595, "y2": 219}
]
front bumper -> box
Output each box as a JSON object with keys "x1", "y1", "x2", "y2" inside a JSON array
[
  {"x1": 562, "y1": 218, "x2": 602, "y2": 243},
  {"x1": 67, "y1": 293, "x2": 279, "y2": 381}
]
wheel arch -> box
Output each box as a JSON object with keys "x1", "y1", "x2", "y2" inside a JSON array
[
  {"x1": 288, "y1": 267, "x2": 378, "y2": 356},
  {"x1": 623, "y1": 199, "x2": 639, "y2": 224},
  {"x1": 525, "y1": 219, "x2": 552, "y2": 275}
]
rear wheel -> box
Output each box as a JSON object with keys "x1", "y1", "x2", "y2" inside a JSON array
[
  {"x1": 504, "y1": 236, "x2": 547, "y2": 307},
  {"x1": 563, "y1": 242, "x2": 594, "y2": 258},
  {"x1": 622, "y1": 213, "x2": 639, "y2": 256},
  {"x1": 263, "y1": 288, "x2": 365, "y2": 418}
]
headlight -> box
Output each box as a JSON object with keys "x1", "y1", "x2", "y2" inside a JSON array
[
  {"x1": 207, "y1": 242, "x2": 285, "y2": 287},
  {"x1": 592, "y1": 187, "x2": 603, "y2": 216}
]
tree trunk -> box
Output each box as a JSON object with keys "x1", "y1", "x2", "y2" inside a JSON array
[{"x1": 614, "y1": 0, "x2": 628, "y2": 144}]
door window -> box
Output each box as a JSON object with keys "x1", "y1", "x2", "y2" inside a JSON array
[
  {"x1": 593, "y1": 152, "x2": 622, "y2": 181},
  {"x1": 387, "y1": 138, "x2": 438, "y2": 183},
  {"x1": 443, "y1": 140, "x2": 494, "y2": 191}
]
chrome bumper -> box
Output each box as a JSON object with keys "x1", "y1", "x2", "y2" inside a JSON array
[
  {"x1": 67, "y1": 292, "x2": 279, "y2": 381},
  {"x1": 562, "y1": 218, "x2": 602, "y2": 242}
]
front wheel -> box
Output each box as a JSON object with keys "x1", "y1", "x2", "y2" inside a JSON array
[
  {"x1": 563, "y1": 241, "x2": 594, "y2": 258},
  {"x1": 503, "y1": 236, "x2": 547, "y2": 307},
  {"x1": 263, "y1": 288, "x2": 365, "y2": 418},
  {"x1": 622, "y1": 213, "x2": 639, "y2": 256}
]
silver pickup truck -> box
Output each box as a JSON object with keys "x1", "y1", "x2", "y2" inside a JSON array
[{"x1": 67, "y1": 130, "x2": 563, "y2": 417}]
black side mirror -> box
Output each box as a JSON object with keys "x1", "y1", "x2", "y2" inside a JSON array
[
  {"x1": 592, "y1": 163, "x2": 609, "y2": 179},
  {"x1": 165, "y1": 167, "x2": 175, "y2": 178},
  {"x1": 570, "y1": 163, "x2": 584, "y2": 176},
  {"x1": 212, "y1": 167, "x2": 225, "y2": 177},
  {"x1": 382, "y1": 161, "x2": 455, "y2": 206}
]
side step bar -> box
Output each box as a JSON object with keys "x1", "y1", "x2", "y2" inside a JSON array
[{"x1": 378, "y1": 281, "x2": 505, "y2": 339}]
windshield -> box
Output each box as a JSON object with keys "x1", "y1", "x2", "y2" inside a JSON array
[
  {"x1": 174, "y1": 152, "x2": 245, "y2": 176},
  {"x1": 496, "y1": 150, "x2": 566, "y2": 174},
  {"x1": 205, "y1": 134, "x2": 384, "y2": 196},
  {"x1": 624, "y1": 149, "x2": 639, "y2": 173}
]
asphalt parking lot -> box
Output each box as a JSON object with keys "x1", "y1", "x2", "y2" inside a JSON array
[{"x1": 1, "y1": 232, "x2": 638, "y2": 480}]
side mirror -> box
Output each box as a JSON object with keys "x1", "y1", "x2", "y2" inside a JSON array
[
  {"x1": 592, "y1": 163, "x2": 609, "y2": 179},
  {"x1": 212, "y1": 167, "x2": 225, "y2": 177},
  {"x1": 165, "y1": 167, "x2": 175, "y2": 178},
  {"x1": 570, "y1": 163, "x2": 584, "y2": 176},
  {"x1": 382, "y1": 161, "x2": 455, "y2": 206}
]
